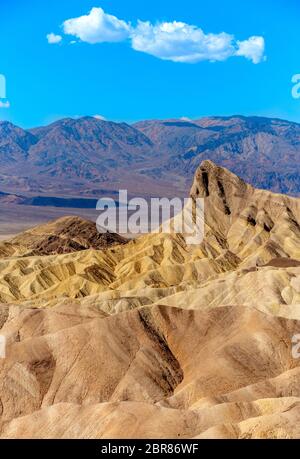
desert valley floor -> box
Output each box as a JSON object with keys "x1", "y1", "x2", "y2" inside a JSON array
[{"x1": 0, "y1": 160, "x2": 300, "y2": 439}]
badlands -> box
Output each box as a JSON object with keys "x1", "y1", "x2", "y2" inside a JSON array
[{"x1": 0, "y1": 160, "x2": 300, "y2": 439}]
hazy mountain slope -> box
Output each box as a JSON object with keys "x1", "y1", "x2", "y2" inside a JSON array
[
  {"x1": 0, "y1": 117, "x2": 155, "y2": 196},
  {"x1": 135, "y1": 116, "x2": 300, "y2": 195},
  {"x1": 28, "y1": 117, "x2": 153, "y2": 174},
  {"x1": 0, "y1": 115, "x2": 300, "y2": 198},
  {"x1": 0, "y1": 121, "x2": 37, "y2": 164}
]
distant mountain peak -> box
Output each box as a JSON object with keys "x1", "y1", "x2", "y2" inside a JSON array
[{"x1": 0, "y1": 114, "x2": 299, "y2": 198}]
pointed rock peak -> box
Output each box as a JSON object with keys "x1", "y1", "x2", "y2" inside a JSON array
[{"x1": 190, "y1": 160, "x2": 250, "y2": 201}]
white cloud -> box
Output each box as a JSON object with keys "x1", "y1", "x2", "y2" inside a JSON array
[
  {"x1": 47, "y1": 33, "x2": 62, "y2": 44},
  {"x1": 94, "y1": 114, "x2": 106, "y2": 120},
  {"x1": 59, "y1": 7, "x2": 265, "y2": 64},
  {"x1": 63, "y1": 7, "x2": 130, "y2": 44},
  {"x1": 131, "y1": 21, "x2": 235, "y2": 63},
  {"x1": 236, "y1": 36, "x2": 265, "y2": 64},
  {"x1": 0, "y1": 101, "x2": 10, "y2": 109}
]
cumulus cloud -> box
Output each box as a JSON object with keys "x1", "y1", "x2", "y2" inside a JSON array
[
  {"x1": 63, "y1": 7, "x2": 130, "y2": 44},
  {"x1": 236, "y1": 36, "x2": 265, "y2": 64},
  {"x1": 47, "y1": 33, "x2": 62, "y2": 44},
  {"x1": 131, "y1": 21, "x2": 235, "y2": 63},
  {"x1": 59, "y1": 7, "x2": 265, "y2": 64}
]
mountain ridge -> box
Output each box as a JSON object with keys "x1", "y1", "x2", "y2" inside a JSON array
[{"x1": 1, "y1": 114, "x2": 300, "y2": 199}]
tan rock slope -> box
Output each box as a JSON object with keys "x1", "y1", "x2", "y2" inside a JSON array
[
  {"x1": 0, "y1": 216, "x2": 127, "y2": 258},
  {"x1": 0, "y1": 160, "x2": 300, "y2": 439}
]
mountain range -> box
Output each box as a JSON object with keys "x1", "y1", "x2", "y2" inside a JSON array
[{"x1": 1, "y1": 115, "x2": 300, "y2": 200}]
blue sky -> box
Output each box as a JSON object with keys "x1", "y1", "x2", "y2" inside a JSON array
[{"x1": 0, "y1": 0, "x2": 299, "y2": 128}]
